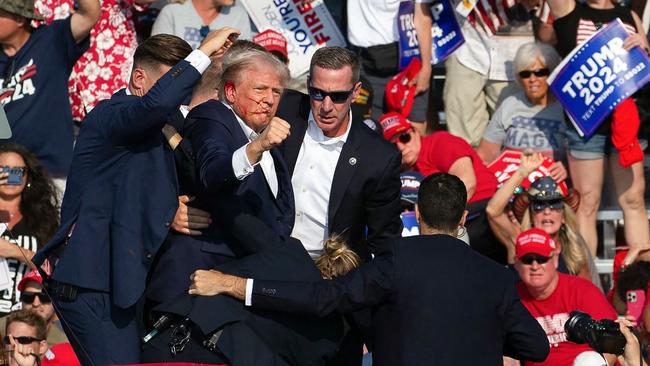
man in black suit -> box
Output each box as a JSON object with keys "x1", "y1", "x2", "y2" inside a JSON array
[
  {"x1": 32, "y1": 29, "x2": 238, "y2": 365},
  {"x1": 189, "y1": 173, "x2": 550, "y2": 366},
  {"x1": 276, "y1": 46, "x2": 402, "y2": 261},
  {"x1": 145, "y1": 47, "x2": 296, "y2": 321}
]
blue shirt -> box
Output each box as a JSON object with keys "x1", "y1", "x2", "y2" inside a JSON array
[{"x1": 0, "y1": 18, "x2": 89, "y2": 176}]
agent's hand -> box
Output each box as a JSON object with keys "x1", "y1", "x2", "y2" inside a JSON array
[
  {"x1": 549, "y1": 161, "x2": 567, "y2": 183},
  {"x1": 172, "y1": 196, "x2": 211, "y2": 236},
  {"x1": 198, "y1": 27, "x2": 240, "y2": 58},
  {"x1": 189, "y1": 269, "x2": 230, "y2": 296}
]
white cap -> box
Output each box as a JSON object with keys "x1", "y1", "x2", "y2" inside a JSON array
[{"x1": 573, "y1": 351, "x2": 608, "y2": 366}]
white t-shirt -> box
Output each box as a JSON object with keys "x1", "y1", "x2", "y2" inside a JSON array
[
  {"x1": 347, "y1": 0, "x2": 401, "y2": 47},
  {"x1": 152, "y1": 0, "x2": 254, "y2": 49}
]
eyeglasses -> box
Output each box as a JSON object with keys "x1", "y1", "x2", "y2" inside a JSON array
[
  {"x1": 199, "y1": 25, "x2": 210, "y2": 40},
  {"x1": 2, "y1": 336, "x2": 42, "y2": 345},
  {"x1": 520, "y1": 253, "x2": 553, "y2": 265},
  {"x1": 308, "y1": 86, "x2": 355, "y2": 103},
  {"x1": 518, "y1": 68, "x2": 550, "y2": 79},
  {"x1": 20, "y1": 292, "x2": 51, "y2": 305},
  {"x1": 531, "y1": 199, "x2": 564, "y2": 212},
  {"x1": 392, "y1": 132, "x2": 412, "y2": 145}
]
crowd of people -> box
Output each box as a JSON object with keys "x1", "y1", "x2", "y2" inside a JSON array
[{"x1": 0, "y1": 0, "x2": 650, "y2": 365}]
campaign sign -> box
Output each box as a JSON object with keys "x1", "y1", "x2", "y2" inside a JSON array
[
  {"x1": 487, "y1": 150, "x2": 568, "y2": 195},
  {"x1": 549, "y1": 19, "x2": 650, "y2": 139},
  {"x1": 397, "y1": 0, "x2": 465, "y2": 70},
  {"x1": 240, "y1": 0, "x2": 346, "y2": 78},
  {"x1": 401, "y1": 211, "x2": 419, "y2": 237}
]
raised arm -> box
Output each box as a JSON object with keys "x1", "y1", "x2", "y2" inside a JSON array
[
  {"x1": 485, "y1": 153, "x2": 543, "y2": 261},
  {"x1": 448, "y1": 157, "x2": 477, "y2": 201},
  {"x1": 545, "y1": 0, "x2": 575, "y2": 19},
  {"x1": 70, "y1": 0, "x2": 101, "y2": 43}
]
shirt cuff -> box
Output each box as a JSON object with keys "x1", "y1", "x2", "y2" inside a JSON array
[
  {"x1": 185, "y1": 50, "x2": 211, "y2": 74},
  {"x1": 232, "y1": 142, "x2": 257, "y2": 180},
  {"x1": 245, "y1": 278, "x2": 254, "y2": 306}
]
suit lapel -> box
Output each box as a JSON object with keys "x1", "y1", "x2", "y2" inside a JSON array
[
  {"x1": 283, "y1": 96, "x2": 310, "y2": 175},
  {"x1": 328, "y1": 123, "x2": 362, "y2": 226}
]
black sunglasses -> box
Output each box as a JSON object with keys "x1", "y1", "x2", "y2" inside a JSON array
[
  {"x1": 531, "y1": 199, "x2": 564, "y2": 212},
  {"x1": 392, "y1": 132, "x2": 412, "y2": 144},
  {"x1": 518, "y1": 68, "x2": 550, "y2": 79},
  {"x1": 3, "y1": 336, "x2": 42, "y2": 345},
  {"x1": 20, "y1": 292, "x2": 51, "y2": 305},
  {"x1": 520, "y1": 253, "x2": 553, "y2": 265},
  {"x1": 308, "y1": 86, "x2": 355, "y2": 103}
]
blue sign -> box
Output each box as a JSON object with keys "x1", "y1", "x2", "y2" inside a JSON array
[
  {"x1": 397, "y1": 0, "x2": 465, "y2": 70},
  {"x1": 401, "y1": 211, "x2": 419, "y2": 237},
  {"x1": 549, "y1": 20, "x2": 650, "y2": 139}
]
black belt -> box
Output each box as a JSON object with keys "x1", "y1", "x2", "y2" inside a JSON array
[{"x1": 45, "y1": 279, "x2": 79, "y2": 302}]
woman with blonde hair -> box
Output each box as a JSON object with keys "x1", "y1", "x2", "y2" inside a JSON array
[{"x1": 486, "y1": 152, "x2": 598, "y2": 283}]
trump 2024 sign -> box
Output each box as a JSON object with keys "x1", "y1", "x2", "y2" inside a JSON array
[{"x1": 549, "y1": 19, "x2": 650, "y2": 139}]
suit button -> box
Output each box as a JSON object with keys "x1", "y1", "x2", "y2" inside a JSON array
[
  {"x1": 145, "y1": 252, "x2": 153, "y2": 260},
  {"x1": 165, "y1": 222, "x2": 171, "y2": 227}
]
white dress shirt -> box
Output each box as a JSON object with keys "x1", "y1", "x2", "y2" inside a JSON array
[
  {"x1": 291, "y1": 111, "x2": 352, "y2": 259},
  {"x1": 229, "y1": 103, "x2": 278, "y2": 198},
  {"x1": 347, "y1": 0, "x2": 400, "y2": 47}
]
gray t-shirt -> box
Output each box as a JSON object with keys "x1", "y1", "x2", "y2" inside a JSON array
[
  {"x1": 151, "y1": 1, "x2": 254, "y2": 49},
  {"x1": 483, "y1": 91, "x2": 566, "y2": 161}
]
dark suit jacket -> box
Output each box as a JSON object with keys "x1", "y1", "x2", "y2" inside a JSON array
[
  {"x1": 145, "y1": 100, "x2": 295, "y2": 304},
  {"x1": 276, "y1": 90, "x2": 402, "y2": 260},
  {"x1": 33, "y1": 60, "x2": 201, "y2": 309},
  {"x1": 250, "y1": 235, "x2": 550, "y2": 366}
]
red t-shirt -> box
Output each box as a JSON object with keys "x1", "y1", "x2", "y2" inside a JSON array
[
  {"x1": 415, "y1": 132, "x2": 497, "y2": 203},
  {"x1": 41, "y1": 343, "x2": 80, "y2": 366},
  {"x1": 516, "y1": 274, "x2": 618, "y2": 366}
]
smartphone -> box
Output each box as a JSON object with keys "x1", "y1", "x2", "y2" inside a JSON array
[
  {"x1": 1, "y1": 166, "x2": 24, "y2": 185},
  {"x1": 626, "y1": 289, "x2": 646, "y2": 322}
]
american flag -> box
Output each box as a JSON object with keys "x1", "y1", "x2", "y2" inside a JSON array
[{"x1": 468, "y1": 0, "x2": 552, "y2": 36}]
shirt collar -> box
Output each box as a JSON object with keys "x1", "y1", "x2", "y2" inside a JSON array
[
  {"x1": 306, "y1": 110, "x2": 352, "y2": 145},
  {"x1": 221, "y1": 101, "x2": 259, "y2": 141}
]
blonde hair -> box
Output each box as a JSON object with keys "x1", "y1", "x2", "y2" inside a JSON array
[
  {"x1": 521, "y1": 205, "x2": 588, "y2": 275},
  {"x1": 315, "y1": 235, "x2": 361, "y2": 279}
]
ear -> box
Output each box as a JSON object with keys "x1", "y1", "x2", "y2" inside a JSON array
[
  {"x1": 38, "y1": 339, "x2": 48, "y2": 356},
  {"x1": 351, "y1": 81, "x2": 362, "y2": 101},
  {"x1": 131, "y1": 67, "x2": 146, "y2": 94},
  {"x1": 224, "y1": 81, "x2": 237, "y2": 105},
  {"x1": 552, "y1": 251, "x2": 560, "y2": 269},
  {"x1": 415, "y1": 204, "x2": 421, "y2": 225},
  {"x1": 459, "y1": 210, "x2": 468, "y2": 228}
]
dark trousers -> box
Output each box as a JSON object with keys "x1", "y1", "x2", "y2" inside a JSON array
[{"x1": 51, "y1": 288, "x2": 140, "y2": 365}]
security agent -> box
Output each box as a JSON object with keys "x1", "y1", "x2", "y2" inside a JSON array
[
  {"x1": 188, "y1": 172, "x2": 550, "y2": 366},
  {"x1": 32, "y1": 28, "x2": 239, "y2": 365}
]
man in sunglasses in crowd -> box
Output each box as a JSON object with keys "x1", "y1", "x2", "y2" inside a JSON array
[
  {"x1": 3, "y1": 309, "x2": 79, "y2": 366},
  {"x1": 513, "y1": 228, "x2": 618, "y2": 366},
  {"x1": 0, "y1": 270, "x2": 66, "y2": 347},
  {"x1": 378, "y1": 112, "x2": 505, "y2": 264}
]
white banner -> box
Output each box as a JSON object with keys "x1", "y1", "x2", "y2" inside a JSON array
[{"x1": 240, "y1": 0, "x2": 346, "y2": 77}]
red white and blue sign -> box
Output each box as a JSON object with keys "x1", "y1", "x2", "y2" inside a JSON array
[
  {"x1": 401, "y1": 211, "x2": 419, "y2": 237},
  {"x1": 549, "y1": 19, "x2": 650, "y2": 139},
  {"x1": 397, "y1": 0, "x2": 465, "y2": 70}
]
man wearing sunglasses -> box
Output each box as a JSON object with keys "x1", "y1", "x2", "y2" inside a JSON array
[
  {"x1": 513, "y1": 228, "x2": 618, "y2": 366},
  {"x1": 271, "y1": 46, "x2": 402, "y2": 365}
]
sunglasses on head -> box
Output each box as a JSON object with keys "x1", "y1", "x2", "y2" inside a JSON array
[
  {"x1": 520, "y1": 253, "x2": 553, "y2": 265},
  {"x1": 531, "y1": 199, "x2": 564, "y2": 212},
  {"x1": 308, "y1": 86, "x2": 354, "y2": 103},
  {"x1": 20, "y1": 292, "x2": 51, "y2": 305},
  {"x1": 3, "y1": 336, "x2": 42, "y2": 345},
  {"x1": 518, "y1": 68, "x2": 550, "y2": 79}
]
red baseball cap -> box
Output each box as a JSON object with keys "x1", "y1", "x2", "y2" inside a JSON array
[
  {"x1": 379, "y1": 112, "x2": 412, "y2": 142},
  {"x1": 384, "y1": 58, "x2": 422, "y2": 117},
  {"x1": 253, "y1": 29, "x2": 288, "y2": 61},
  {"x1": 17, "y1": 269, "x2": 43, "y2": 292},
  {"x1": 515, "y1": 228, "x2": 557, "y2": 259}
]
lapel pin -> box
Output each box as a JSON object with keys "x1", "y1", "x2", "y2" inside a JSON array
[{"x1": 349, "y1": 157, "x2": 357, "y2": 166}]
